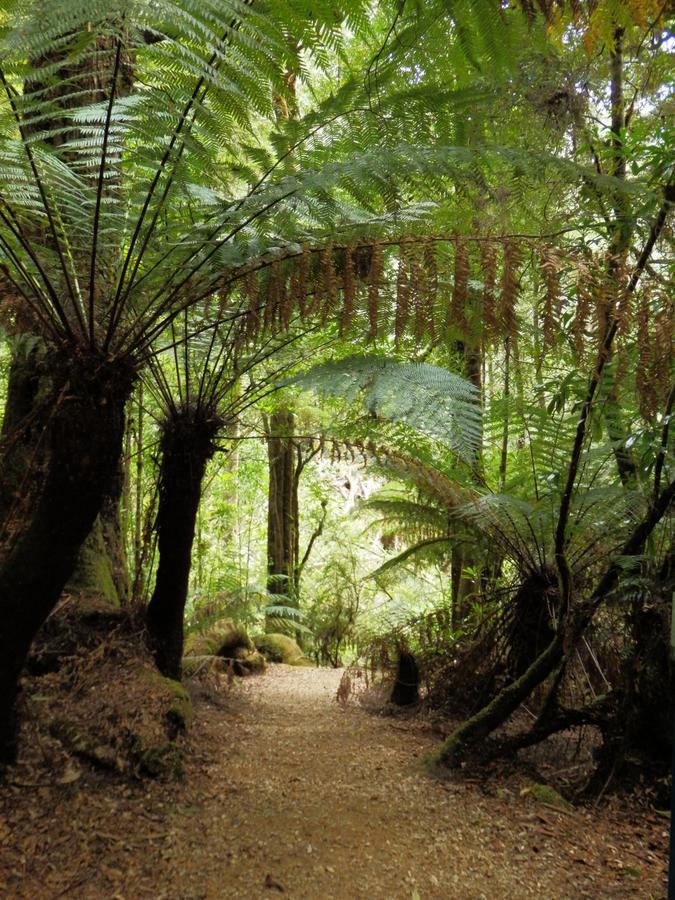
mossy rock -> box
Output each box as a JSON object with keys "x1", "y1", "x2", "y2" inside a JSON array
[
  {"x1": 185, "y1": 618, "x2": 252, "y2": 657},
  {"x1": 232, "y1": 647, "x2": 266, "y2": 675},
  {"x1": 290, "y1": 656, "x2": 315, "y2": 668},
  {"x1": 520, "y1": 783, "x2": 572, "y2": 809},
  {"x1": 254, "y1": 633, "x2": 304, "y2": 664}
]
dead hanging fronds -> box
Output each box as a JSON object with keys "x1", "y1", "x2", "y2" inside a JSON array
[
  {"x1": 479, "y1": 240, "x2": 497, "y2": 341},
  {"x1": 340, "y1": 243, "x2": 357, "y2": 334},
  {"x1": 0, "y1": 288, "x2": 40, "y2": 336},
  {"x1": 651, "y1": 293, "x2": 674, "y2": 407},
  {"x1": 539, "y1": 245, "x2": 561, "y2": 349},
  {"x1": 409, "y1": 241, "x2": 426, "y2": 342},
  {"x1": 499, "y1": 240, "x2": 522, "y2": 338},
  {"x1": 422, "y1": 241, "x2": 438, "y2": 342},
  {"x1": 450, "y1": 236, "x2": 469, "y2": 335},
  {"x1": 243, "y1": 268, "x2": 260, "y2": 338},
  {"x1": 572, "y1": 265, "x2": 592, "y2": 359},
  {"x1": 395, "y1": 240, "x2": 411, "y2": 345},
  {"x1": 319, "y1": 245, "x2": 338, "y2": 325},
  {"x1": 278, "y1": 262, "x2": 293, "y2": 331},
  {"x1": 310, "y1": 250, "x2": 325, "y2": 318},
  {"x1": 263, "y1": 259, "x2": 283, "y2": 332},
  {"x1": 291, "y1": 246, "x2": 311, "y2": 319},
  {"x1": 367, "y1": 242, "x2": 384, "y2": 342}
]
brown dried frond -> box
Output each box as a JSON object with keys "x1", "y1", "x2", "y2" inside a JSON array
[
  {"x1": 278, "y1": 263, "x2": 293, "y2": 331},
  {"x1": 243, "y1": 268, "x2": 260, "y2": 338},
  {"x1": 411, "y1": 241, "x2": 428, "y2": 341},
  {"x1": 323, "y1": 245, "x2": 338, "y2": 324},
  {"x1": 352, "y1": 244, "x2": 373, "y2": 280},
  {"x1": 395, "y1": 241, "x2": 411, "y2": 345},
  {"x1": 310, "y1": 250, "x2": 326, "y2": 319},
  {"x1": 367, "y1": 242, "x2": 384, "y2": 341},
  {"x1": 479, "y1": 241, "x2": 497, "y2": 341},
  {"x1": 423, "y1": 241, "x2": 438, "y2": 341},
  {"x1": 451, "y1": 236, "x2": 469, "y2": 335},
  {"x1": 593, "y1": 276, "x2": 614, "y2": 350},
  {"x1": 651, "y1": 295, "x2": 674, "y2": 404},
  {"x1": 291, "y1": 246, "x2": 311, "y2": 319},
  {"x1": 499, "y1": 240, "x2": 522, "y2": 338},
  {"x1": 540, "y1": 246, "x2": 561, "y2": 349},
  {"x1": 340, "y1": 243, "x2": 357, "y2": 334},
  {"x1": 0, "y1": 288, "x2": 39, "y2": 336},
  {"x1": 264, "y1": 260, "x2": 282, "y2": 332}
]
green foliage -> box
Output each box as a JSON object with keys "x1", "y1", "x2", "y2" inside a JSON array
[{"x1": 292, "y1": 355, "x2": 483, "y2": 463}]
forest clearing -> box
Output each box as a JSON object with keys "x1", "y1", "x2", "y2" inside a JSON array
[{"x1": 0, "y1": 0, "x2": 672, "y2": 897}]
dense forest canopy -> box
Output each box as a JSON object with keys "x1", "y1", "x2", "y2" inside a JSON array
[{"x1": 0, "y1": 0, "x2": 671, "y2": 827}]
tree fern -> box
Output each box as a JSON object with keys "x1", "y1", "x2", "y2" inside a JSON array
[{"x1": 291, "y1": 355, "x2": 483, "y2": 463}]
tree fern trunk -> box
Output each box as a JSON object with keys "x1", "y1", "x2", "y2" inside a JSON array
[
  {"x1": 0, "y1": 354, "x2": 133, "y2": 763},
  {"x1": 145, "y1": 410, "x2": 217, "y2": 679}
]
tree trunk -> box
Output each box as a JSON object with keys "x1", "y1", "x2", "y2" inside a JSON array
[
  {"x1": 67, "y1": 461, "x2": 130, "y2": 606},
  {"x1": 145, "y1": 410, "x2": 218, "y2": 679},
  {"x1": 266, "y1": 408, "x2": 298, "y2": 603},
  {"x1": 0, "y1": 342, "x2": 49, "y2": 550},
  {"x1": 0, "y1": 352, "x2": 134, "y2": 763}
]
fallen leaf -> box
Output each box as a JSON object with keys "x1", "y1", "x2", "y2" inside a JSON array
[{"x1": 264, "y1": 873, "x2": 285, "y2": 892}]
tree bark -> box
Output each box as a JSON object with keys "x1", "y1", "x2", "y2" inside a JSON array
[
  {"x1": 67, "y1": 460, "x2": 130, "y2": 606},
  {"x1": 0, "y1": 342, "x2": 49, "y2": 550},
  {"x1": 145, "y1": 409, "x2": 218, "y2": 679},
  {"x1": 0, "y1": 352, "x2": 134, "y2": 763},
  {"x1": 265, "y1": 408, "x2": 298, "y2": 602}
]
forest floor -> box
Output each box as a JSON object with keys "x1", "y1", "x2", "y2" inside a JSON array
[{"x1": 0, "y1": 664, "x2": 669, "y2": 899}]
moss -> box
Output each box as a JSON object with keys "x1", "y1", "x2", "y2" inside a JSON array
[
  {"x1": 139, "y1": 742, "x2": 185, "y2": 778},
  {"x1": 185, "y1": 618, "x2": 252, "y2": 657},
  {"x1": 66, "y1": 515, "x2": 120, "y2": 608},
  {"x1": 232, "y1": 647, "x2": 266, "y2": 673},
  {"x1": 254, "y1": 633, "x2": 303, "y2": 664},
  {"x1": 520, "y1": 783, "x2": 572, "y2": 809},
  {"x1": 141, "y1": 671, "x2": 193, "y2": 732},
  {"x1": 290, "y1": 657, "x2": 314, "y2": 668},
  {"x1": 165, "y1": 678, "x2": 193, "y2": 732}
]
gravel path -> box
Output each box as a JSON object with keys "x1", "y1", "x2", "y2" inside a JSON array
[{"x1": 0, "y1": 665, "x2": 667, "y2": 898}]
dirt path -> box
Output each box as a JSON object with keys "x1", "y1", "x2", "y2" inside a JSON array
[{"x1": 0, "y1": 665, "x2": 668, "y2": 898}]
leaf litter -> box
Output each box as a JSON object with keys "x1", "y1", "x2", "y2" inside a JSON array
[{"x1": 0, "y1": 665, "x2": 668, "y2": 898}]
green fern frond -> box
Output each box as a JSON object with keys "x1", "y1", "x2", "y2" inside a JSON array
[{"x1": 291, "y1": 354, "x2": 482, "y2": 462}]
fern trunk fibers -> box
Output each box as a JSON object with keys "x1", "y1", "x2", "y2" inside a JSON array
[
  {"x1": 0, "y1": 353, "x2": 133, "y2": 763},
  {"x1": 146, "y1": 411, "x2": 218, "y2": 679},
  {"x1": 0, "y1": 343, "x2": 49, "y2": 551},
  {"x1": 266, "y1": 409, "x2": 298, "y2": 604}
]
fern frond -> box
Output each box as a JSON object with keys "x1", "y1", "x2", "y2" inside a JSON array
[{"x1": 291, "y1": 354, "x2": 482, "y2": 462}]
